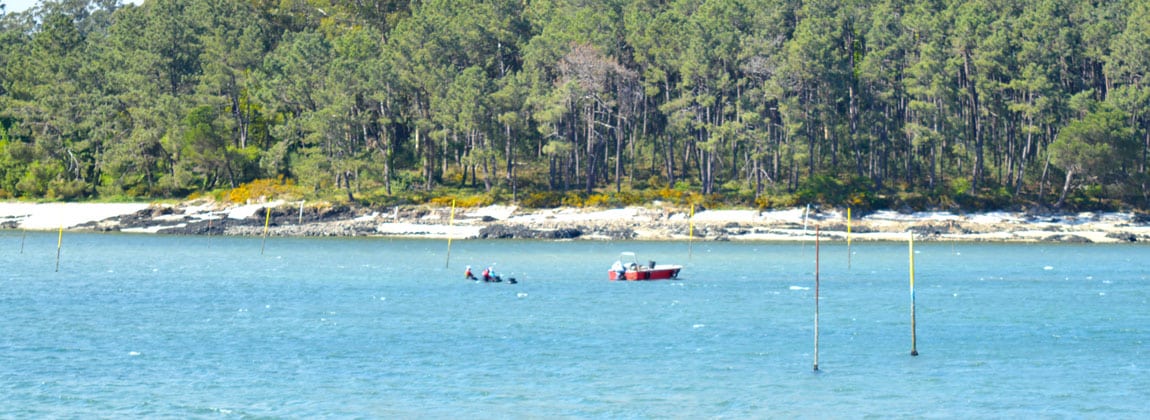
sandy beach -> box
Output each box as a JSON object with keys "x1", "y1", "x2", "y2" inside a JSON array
[{"x1": 2, "y1": 200, "x2": 1149, "y2": 243}]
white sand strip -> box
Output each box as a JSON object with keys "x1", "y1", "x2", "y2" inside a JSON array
[{"x1": 0, "y1": 202, "x2": 151, "y2": 230}]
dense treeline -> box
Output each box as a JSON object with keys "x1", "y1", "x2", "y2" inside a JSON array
[{"x1": 2, "y1": 0, "x2": 1149, "y2": 211}]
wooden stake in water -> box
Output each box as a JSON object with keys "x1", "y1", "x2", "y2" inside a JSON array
[
  {"x1": 910, "y1": 231, "x2": 919, "y2": 356},
  {"x1": 847, "y1": 207, "x2": 852, "y2": 269},
  {"x1": 444, "y1": 200, "x2": 456, "y2": 268},
  {"x1": 260, "y1": 206, "x2": 271, "y2": 255},
  {"x1": 814, "y1": 225, "x2": 820, "y2": 371},
  {"x1": 802, "y1": 204, "x2": 810, "y2": 254},
  {"x1": 688, "y1": 205, "x2": 695, "y2": 260},
  {"x1": 21, "y1": 228, "x2": 27, "y2": 254},
  {"x1": 55, "y1": 225, "x2": 63, "y2": 272}
]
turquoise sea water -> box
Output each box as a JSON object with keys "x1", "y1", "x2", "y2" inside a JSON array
[{"x1": 2, "y1": 233, "x2": 1148, "y2": 417}]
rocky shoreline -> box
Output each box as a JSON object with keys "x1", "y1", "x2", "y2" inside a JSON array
[{"x1": 4, "y1": 200, "x2": 1149, "y2": 244}]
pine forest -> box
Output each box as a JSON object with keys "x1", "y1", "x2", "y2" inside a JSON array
[{"x1": 2, "y1": 0, "x2": 1149, "y2": 212}]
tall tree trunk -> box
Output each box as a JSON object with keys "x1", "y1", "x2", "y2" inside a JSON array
[
  {"x1": 1055, "y1": 169, "x2": 1073, "y2": 208},
  {"x1": 505, "y1": 122, "x2": 516, "y2": 201},
  {"x1": 964, "y1": 51, "x2": 984, "y2": 192},
  {"x1": 614, "y1": 112, "x2": 623, "y2": 193},
  {"x1": 482, "y1": 153, "x2": 491, "y2": 192},
  {"x1": 548, "y1": 155, "x2": 556, "y2": 191},
  {"x1": 585, "y1": 104, "x2": 595, "y2": 195}
]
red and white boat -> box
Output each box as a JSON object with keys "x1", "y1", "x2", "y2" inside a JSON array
[{"x1": 609, "y1": 252, "x2": 682, "y2": 281}]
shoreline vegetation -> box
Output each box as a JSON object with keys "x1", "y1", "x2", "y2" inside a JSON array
[
  {"x1": 2, "y1": 200, "x2": 1149, "y2": 244},
  {"x1": 4, "y1": 1, "x2": 1150, "y2": 217}
]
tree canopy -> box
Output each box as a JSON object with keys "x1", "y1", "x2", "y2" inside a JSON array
[{"x1": 1, "y1": 0, "x2": 1149, "y2": 211}]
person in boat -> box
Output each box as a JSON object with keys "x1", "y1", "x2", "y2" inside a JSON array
[
  {"x1": 465, "y1": 265, "x2": 477, "y2": 281},
  {"x1": 611, "y1": 259, "x2": 625, "y2": 278}
]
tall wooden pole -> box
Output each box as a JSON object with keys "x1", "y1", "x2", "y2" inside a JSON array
[
  {"x1": 445, "y1": 200, "x2": 456, "y2": 268},
  {"x1": 54, "y1": 225, "x2": 63, "y2": 272},
  {"x1": 260, "y1": 207, "x2": 271, "y2": 255},
  {"x1": 814, "y1": 225, "x2": 820, "y2": 371},
  {"x1": 847, "y1": 207, "x2": 852, "y2": 269},
  {"x1": 688, "y1": 205, "x2": 695, "y2": 260},
  {"x1": 802, "y1": 204, "x2": 810, "y2": 255},
  {"x1": 910, "y1": 231, "x2": 919, "y2": 356}
]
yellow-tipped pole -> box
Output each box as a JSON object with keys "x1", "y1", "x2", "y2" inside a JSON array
[
  {"x1": 260, "y1": 206, "x2": 271, "y2": 255},
  {"x1": 814, "y1": 225, "x2": 820, "y2": 372},
  {"x1": 55, "y1": 225, "x2": 63, "y2": 272},
  {"x1": 847, "y1": 207, "x2": 852, "y2": 269},
  {"x1": 910, "y1": 231, "x2": 919, "y2": 356},
  {"x1": 445, "y1": 200, "x2": 456, "y2": 268}
]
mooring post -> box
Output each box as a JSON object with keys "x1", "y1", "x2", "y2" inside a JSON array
[
  {"x1": 260, "y1": 207, "x2": 271, "y2": 255},
  {"x1": 814, "y1": 225, "x2": 821, "y2": 372},
  {"x1": 54, "y1": 225, "x2": 63, "y2": 272},
  {"x1": 910, "y1": 231, "x2": 919, "y2": 357},
  {"x1": 444, "y1": 200, "x2": 456, "y2": 268},
  {"x1": 847, "y1": 207, "x2": 852, "y2": 270}
]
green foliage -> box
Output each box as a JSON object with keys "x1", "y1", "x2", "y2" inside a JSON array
[
  {"x1": 1049, "y1": 104, "x2": 1139, "y2": 207},
  {"x1": 521, "y1": 191, "x2": 564, "y2": 209},
  {"x1": 949, "y1": 178, "x2": 972, "y2": 197},
  {"x1": 795, "y1": 175, "x2": 845, "y2": 205},
  {"x1": 16, "y1": 161, "x2": 59, "y2": 198},
  {"x1": 754, "y1": 192, "x2": 799, "y2": 210},
  {"x1": 0, "y1": 0, "x2": 1148, "y2": 212},
  {"x1": 47, "y1": 178, "x2": 87, "y2": 200},
  {"x1": 614, "y1": 190, "x2": 644, "y2": 206},
  {"x1": 0, "y1": 139, "x2": 30, "y2": 196}
]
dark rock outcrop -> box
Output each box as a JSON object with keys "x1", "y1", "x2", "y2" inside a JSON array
[
  {"x1": 1106, "y1": 232, "x2": 1139, "y2": 242},
  {"x1": 479, "y1": 224, "x2": 584, "y2": 239},
  {"x1": 1044, "y1": 234, "x2": 1092, "y2": 243}
]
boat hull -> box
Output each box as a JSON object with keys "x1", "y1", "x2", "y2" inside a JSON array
[{"x1": 609, "y1": 265, "x2": 682, "y2": 281}]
